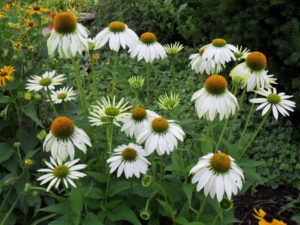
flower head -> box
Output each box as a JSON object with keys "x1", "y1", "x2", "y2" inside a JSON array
[
  {"x1": 163, "y1": 42, "x2": 184, "y2": 55},
  {"x1": 43, "y1": 117, "x2": 92, "y2": 161},
  {"x1": 233, "y1": 45, "x2": 250, "y2": 60},
  {"x1": 107, "y1": 143, "x2": 150, "y2": 178},
  {"x1": 128, "y1": 75, "x2": 145, "y2": 89},
  {"x1": 137, "y1": 115, "x2": 185, "y2": 155},
  {"x1": 3, "y1": 1, "x2": 16, "y2": 11},
  {"x1": 24, "y1": 19, "x2": 37, "y2": 28},
  {"x1": 121, "y1": 107, "x2": 159, "y2": 139},
  {"x1": 191, "y1": 75, "x2": 238, "y2": 121},
  {"x1": 47, "y1": 12, "x2": 89, "y2": 58},
  {"x1": 130, "y1": 32, "x2": 167, "y2": 63},
  {"x1": 253, "y1": 208, "x2": 287, "y2": 225},
  {"x1": 50, "y1": 86, "x2": 76, "y2": 104},
  {"x1": 89, "y1": 96, "x2": 131, "y2": 127},
  {"x1": 158, "y1": 92, "x2": 180, "y2": 111},
  {"x1": 37, "y1": 157, "x2": 87, "y2": 191},
  {"x1": 190, "y1": 152, "x2": 244, "y2": 202},
  {"x1": 94, "y1": 21, "x2": 139, "y2": 51},
  {"x1": 26, "y1": 71, "x2": 65, "y2": 92},
  {"x1": 12, "y1": 42, "x2": 22, "y2": 51},
  {"x1": 250, "y1": 88, "x2": 295, "y2": 120},
  {"x1": 0, "y1": 66, "x2": 15, "y2": 87},
  {"x1": 27, "y1": 3, "x2": 49, "y2": 15}
]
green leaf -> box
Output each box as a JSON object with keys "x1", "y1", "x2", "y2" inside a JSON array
[
  {"x1": 108, "y1": 205, "x2": 142, "y2": 225},
  {"x1": 0, "y1": 94, "x2": 12, "y2": 104},
  {"x1": 22, "y1": 103, "x2": 44, "y2": 127},
  {"x1": 85, "y1": 171, "x2": 107, "y2": 183},
  {"x1": 83, "y1": 213, "x2": 103, "y2": 225},
  {"x1": 182, "y1": 183, "x2": 194, "y2": 207},
  {"x1": 292, "y1": 214, "x2": 300, "y2": 224},
  {"x1": 39, "y1": 203, "x2": 69, "y2": 214},
  {"x1": 69, "y1": 188, "x2": 83, "y2": 215},
  {"x1": 0, "y1": 143, "x2": 14, "y2": 163},
  {"x1": 157, "y1": 199, "x2": 175, "y2": 217},
  {"x1": 175, "y1": 216, "x2": 205, "y2": 225},
  {"x1": 48, "y1": 216, "x2": 74, "y2": 225}
]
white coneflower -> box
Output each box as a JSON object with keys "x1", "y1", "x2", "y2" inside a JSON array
[
  {"x1": 163, "y1": 42, "x2": 184, "y2": 55},
  {"x1": 158, "y1": 92, "x2": 180, "y2": 111},
  {"x1": 137, "y1": 116, "x2": 185, "y2": 155},
  {"x1": 230, "y1": 51, "x2": 277, "y2": 91},
  {"x1": 128, "y1": 75, "x2": 145, "y2": 89},
  {"x1": 233, "y1": 45, "x2": 250, "y2": 60},
  {"x1": 47, "y1": 12, "x2": 89, "y2": 59},
  {"x1": 190, "y1": 152, "x2": 244, "y2": 202},
  {"x1": 189, "y1": 45, "x2": 223, "y2": 75},
  {"x1": 50, "y1": 86, "x2": 76, "y2": 104},
  {"x1": 250, "y1": 88, "x2": 295, "y2": 120},
  {"x1": 201, "y1": 38, "x2": 238, "y2": 66},
  {"x1": 43, "y1": 117, "x2": 92, "y2": 161},
  {"x1": 94, "y1": 21, "x2": 139, "y2": 51},
  {"x1": 130, "y1": 32, "x2": 167, "y2": 63},
  {"x1": 191, "y1": 75, "x2": 238, "y2": 121},
  {"x1": 121, "y1": 107, "x2": 159, "y2": 139},
  {"x1": 26, "y1": 71, "x2": 65, "y2": 92},
  {"x1": 89, "y1": 96, "x2": 131, "y2": 127},
  {"x1": 107, "y1": 143, "x2": 150, "y2": 178},
  {"x1": 37, "y1": 157, "x2": 86, "y2": 191}
]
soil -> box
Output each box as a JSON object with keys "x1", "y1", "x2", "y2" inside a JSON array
[{"x1": 234, "y1": 185, "x2": 300, "y2": 225}]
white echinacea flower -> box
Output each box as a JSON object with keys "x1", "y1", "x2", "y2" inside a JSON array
[
  {"x1": 250, "y1": 88, "x2": 295, "y2": 119},
  {"x1": 47, "y1": 12, "x2": 89, "y2": 59},
  {"x1": 26, "y1": 71, "x2": 65, "y2": 92},
  {"x1": 190, "y1": 152, "x2": 244, "y2": 202},
  {"x1": 94, "y1": 21, "x2": 139, "y2": 51},
  {"x1": 50, "y1": 86, "x2": 76, "y2": 104},
  {"x1": 37, "y1": 157, "x2": 87, "y2": 191},
  {"x1": 43, "y1": 116, "x2": 92, "y2": 161}
]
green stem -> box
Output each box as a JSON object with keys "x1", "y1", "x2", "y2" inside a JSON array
[
  {"x1": 204, "y1": 120, "x2": 212, "y2": 154},
  {"x1": 31, "y1": 186, "x2": 62, "y2": 201},
  {"x1": 46, "y1": 88, "x2": 58, "y2": 116},
  {"x1": 63, "y1": 101, "x2": 68, "y2": 116},
  {"x1": 237, "y1": 92, "x2": 257, "y2": 149},
  {"x1": 171, "y1": 55, "x2": 176, "y2": 90},
  {"x1": 238, "y1": 109, "x2": 271, "y2": 161},
  {"x1": 211, "y1": 213, "x2": 219, "y2": 225},
  {"x1": 90, "y1": 54, "x2": 97, "y2": 98},
  {"x1": 135, "y1": 90, "x2": 139, "y2": 106},
  {"x1": 178, "y1": 147, "x2": 187, "y2": 183},
  {"x1": 228, "y1": 87, "x2": 247, "y2": 141},
  {"x1": 215, "y1": 119, "x2": 229, "y2": 152},
  {"x1": 71, "y1": 57, "x2": 88, "y2": 116},
  {"x1": 16, "y1": 146, "x2": 23, "y2": 168},
  {"x1": 159, "y1": 155, "x2": 164, "y2": 182},
  {"x1": 0, "y1": 197, "x2": 20, "y2": 225},
  {"x1": 112, "y1": 51, "x2": 119, "y2": 94},
  {"x1": 195, "y1": 196, "x2": 207, "y2": 221},
  {"x1": 9, "y1": 90, "x2": 21, "y2": 127},
  {"x1": 146, "y1": 63, "x2": 152, "y2": 105}
]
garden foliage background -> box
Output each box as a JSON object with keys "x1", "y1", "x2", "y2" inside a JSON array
[{"x1": 0, "y1": 0, "x2": 299, "y2": 224}]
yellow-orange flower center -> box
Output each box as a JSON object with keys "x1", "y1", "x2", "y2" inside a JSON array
[
  {"x1": 205, "y1": 75, "x2": 228, "y2": 95},
  {"x1": 51, "y1": 116, "x2": 75, "y2": 139},
  {"x1": 108, "y1": 21, "x2": 126, "y2": 33},
  {"x1": 152, "y1": 117, "x2": 169, "y2": 133},
  {"x1": 0, "y1": 72, "x2": 8, "y2": 77},
  {"x1": 53, "y1": 165, "x2": 69, "y2": 178},
  {"x1": 122, "y1": 147, "x2": 137, "y2": 161},
  {"x1": 131, "y1": 107, "x2": 147, "y2": 121},
  {"x1": 57, "y1": 93, "x2": 67, "y2": 99},
  {"x1": 140, "y1": 32, "x2": 157, "y2": 44},
  {"x1": 210, "y1": 153, "x2": 231, "y2": 173},
  {"x1": 246, "y1": 51, "x2": 267, "y2": 71},
  {"x1": 212, "y1": 38, "x2": 227, "y2": 47},
  {"x1": 53, "y1": 12, "x2": 77, "y2": 34},
  {"x1": 267, "y1": 93, "x2": 281, "y2": 104},
  {"x1": 199, "y1": 47, "x2": 205, "y2": 55}
]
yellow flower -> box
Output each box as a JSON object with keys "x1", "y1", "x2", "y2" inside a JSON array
[
  {"x1": 24, "y1": 159, "x2": 34, "y2": 166},
  {"x1": 27, "y1": 3, "x2": 49, "y2": 15},
  {"x1": 24, "y1": 19, "x2": 37, "y2": 28},
  {"x1": 253, "y1": 208, "x2": 287, "y2": 225},
  {"x1": 0, "y1": 12, "x2": 6, "y2": 18},
  {"x1": 3, "y1": 1, "x2": 16, "y2": 11},
  {"x1": 8, "y1": 22, "x2": 21, "y2": 29},
  {"x1": 0, "y1": 66, "x2": 15, "y2": 87},
  {"x1": 92, "y1": 53, "x2": 100, "y2": 62},
  {"x1": 13, "y1": 42, "x2": 22, "y2": 51},
  {"x1": 27, "y1": 46, "x2": 35, "y2": 52}
]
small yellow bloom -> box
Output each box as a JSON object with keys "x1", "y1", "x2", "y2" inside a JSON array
[
  {"x1": 3, "y1": 1, "x2": 16, "y2": 11},
  {"x1": 253, "y1": 208, "x2": 287, "y2": 225},
  {"x1": 0, "y1": 66, "x2": 15, "y2": 87},
  {"x1": 24, "y1": 159, "x2": 34, "y2": 166},
  {"x1": 0, "y1": 12, "x2": 6, "y2": 18},
  {"x1": 8, "y1": 22, "x2": 21, "y2": 29},
  {"x1": 23, "y1": 92, "x2": 32, "y2": 100},
  {"x1": 27, "y1": 3, "x2": 49, "y2": 15},
  {"x1": 13, "y1": 42, "x2": 22, "y2": 51},
  {"x1": 27, "y1": 46, "x2": 35, "y2": 52},
  {"x1": 24, "y1": 19, "x2": 37, "y2": 28},
  {"x1": 92, "y1": 53, "x2": 100, "y2": 62}
]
